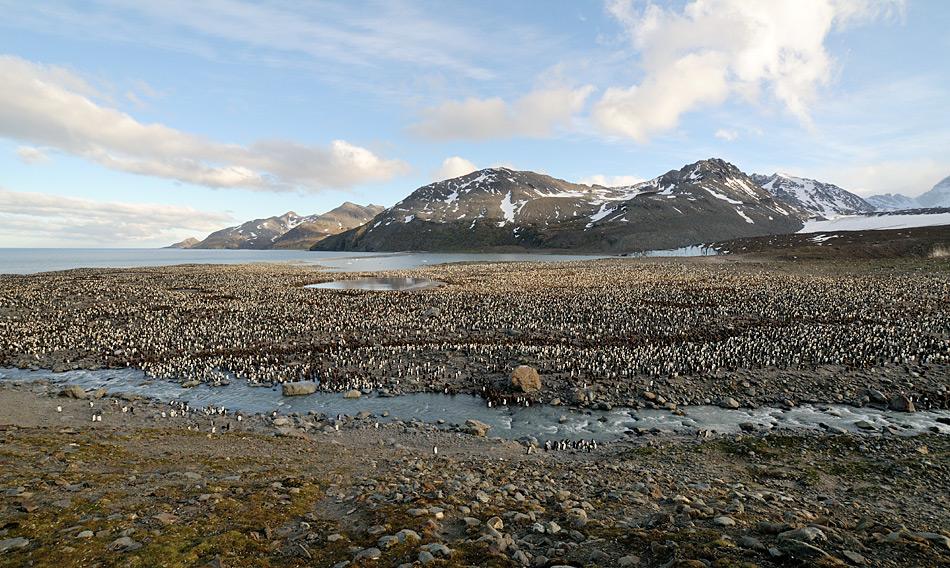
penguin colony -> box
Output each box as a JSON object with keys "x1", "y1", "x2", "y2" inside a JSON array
[{"x1": 1, "y1": 260, "x2": 947, "y2": 407}]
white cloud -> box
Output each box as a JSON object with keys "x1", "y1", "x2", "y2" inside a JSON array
[
  {"x1": 714, "y1": 129, "x2": 739, "y2": 141},
  {"x1": 16, "y1": 146, "x2": 50, "y2": 164},
  {"x1": 1, "y1": 1, "x2": 559, "y2": 85},
  {"x1": 594, "y1": 0, "x2": 905, "y2": 141},
  {"x1": 0, "y1": 188, "x2": 234, "y2": 246},
  {"x1": 578, "y1": 174, "x2": 645, "y2": 187},
  {"x1": 814, "y1": 159, "x2": 948, "y2": 197},
  {"x1": 0, "y1": 55, "x2": 408, "y2": 192},
  {"x1": 412, "y1": 86, "x2": 595, "y2": 140},
  {"x1": 432, "y1": 156, "x2": 478, "y2": 181}
]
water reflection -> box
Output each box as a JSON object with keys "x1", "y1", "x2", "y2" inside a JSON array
[{"x1": 304, "y1": 277, "x2": 444, "y2": 291}]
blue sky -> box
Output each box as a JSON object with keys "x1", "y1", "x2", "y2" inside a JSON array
[{"x1": 0, "y1": 0, "x2": 948, "y2": 247}]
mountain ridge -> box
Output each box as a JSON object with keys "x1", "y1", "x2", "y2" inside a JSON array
[
  {"x1": 183, "y1": 203, "x2": 383, "y2": 250},
  {"x1": 313, "y1": 158, "x2": 809, "y2": 253}
]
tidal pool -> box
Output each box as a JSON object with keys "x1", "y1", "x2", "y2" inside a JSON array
[{"x1": 304, "y1": 277, "x2": 444, "y2": 291}]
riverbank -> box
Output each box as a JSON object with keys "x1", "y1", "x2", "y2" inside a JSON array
[{"x1": 1, "y1": 380, "x2": 948, "y2": 567}]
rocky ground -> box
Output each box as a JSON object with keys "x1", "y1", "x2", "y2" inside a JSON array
[
  {"x1": 0, "y1": 380, "x2": 948, "y2": 568},
  {"x1": 1, "y1": 257, "x2": 948, "y2": 566}
]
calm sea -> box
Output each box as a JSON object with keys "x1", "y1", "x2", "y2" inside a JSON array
[{"x1": 0, "y1": 248, "x2": 607, "y2": 275}]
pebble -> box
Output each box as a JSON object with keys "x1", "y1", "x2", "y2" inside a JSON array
[{"x1": 0, "y1": 537, "x2": 29, "y2": 553}]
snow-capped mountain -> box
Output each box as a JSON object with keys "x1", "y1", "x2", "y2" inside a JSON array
[
  {"x1": 314, "y1": 159, "x2": 807, "y2": 253},
  {"x1": 189, "y1": 203, "x2": 382, "y2": 249},
  {"x1": 192, "y1": 211, "x2": 307, "y2": 249},
  {"x1": 271, "y1": 202, "x2": 384, "y2": 249},
  {"x1": 752, "y1": 173, "x2": 873, "y2": 217},
  {"x1": 863, "y1": 176, "x2": 950, "y2": 211},
  {"x1": 864, "y1": 193, "x2": 920, "y2": 211},
  {"x1": 915, "y1": 175, "x2": 950, "y2": 208}
]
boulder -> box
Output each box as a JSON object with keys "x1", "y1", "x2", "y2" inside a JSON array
[
  {"x1": 464, "y1": 419, "x2": 491, "y2": 437},
  {"x1": 59, "y1": 385, "x2": 87, "y2": 399},
  {"x1": 888, "y1": 394, "x2": 915, "y2": 413},
  {"x1": 0, "y1": 537, "x2": 29, "y2": 553},
  {"x1": 281, "y1": 382, "x2": 317, "y2": 396},
  {"x1": 510, "y1": 365, "x2": 541, "y2": 392},
  {"x1": 343, "y1": 389, "x2": 361, "y2": 399},
  {"x1": 719, "y1": 397, "x2": 741, "y2": 409}
]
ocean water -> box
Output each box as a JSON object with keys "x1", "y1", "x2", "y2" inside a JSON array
[{"x1": 0, "y1": 248, "x2": 607, "y2": 275}]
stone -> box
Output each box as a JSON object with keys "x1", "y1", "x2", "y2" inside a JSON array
[
  {"x1": 109, "y1": 536, "x2": 142, "y2": 552},
  {"x1": 377, "y1": 535, "x2": 399, "y2": 549},
  {"x1": 842, "y1": 550, "x2": 867, "y2": 564},
  {"x1": 343, "y1": 389, "x2": 361, "y2": 399},
  {"x1": 720, "y1": 397, "x2": 740, "y2": 409},
  {"x1": 0, "y1": 537, "x2": 29, "y2": 553},
  {"x1": 418, "y1": 551, "x2": 435, "y2": 565},
  {"x1": 713, "y1": 515, "x2": 736, "y2": 526},
  {"x1": 866, "y1": 389, "x2": 888, "y2": 404},
  {"x1": 486, "y1": 516, "x2": 504, "y2": 530},
  {"x1": 511, "y1": 365, "x2": 541, "y2": 393},
  {"x1": 618, "y1": 555, "x2": 640, "y2": 567},
  {"x1": 464, "y1": 419, "x2": 491, "y2": 437},
  {"x1": 738, "y1": 535, "x2": 766, "y2": 551},
  {"x1": 914, "y1": 532, "x2": 950, "y2": 550},
  {"x1": 888, "y1": 394, "x2": 915, "y2": 413},
  {"x1": 421, "y1": 543, "x2": 452, "y2": 558},
  {"x1": 281, "y1": 382, "x2": 317, "y2": 396},
  {"x1": 778, "y1": 526, "x2": 826, "y2": 543},
  {"x1": 778, "y1": 539, "x2": 830, "y2": 560},
  {"x1": 153, "y1": 512, "x2": 178, "y2": 526},
  {"x1": 573, "y1": 388, "x2": 594, "y2": 404},
  {"x1": 354, "y1": 547, "x2": 381, "y2": 561},
  {"x1": 60, "y1": 385, "x2": 87, "y2": 399},
  {"x1": 395, "y1": 529, "x2": 421, "y2": 544},
  {"x1": 76, "y1": 531, "x2": 94, "y2": 539}
]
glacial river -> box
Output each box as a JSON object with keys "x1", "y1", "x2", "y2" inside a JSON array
[{"x1": 2, "y1": 368, "x2": 946, "y2": 441}]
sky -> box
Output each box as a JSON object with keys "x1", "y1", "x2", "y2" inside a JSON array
[{"x1": 1, "y1": 0, "x2": 948, "y2": 247}]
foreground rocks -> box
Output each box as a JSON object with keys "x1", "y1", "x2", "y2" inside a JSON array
[{"x1": 0, "y1": 382, "x2": 947, "y2": 567}]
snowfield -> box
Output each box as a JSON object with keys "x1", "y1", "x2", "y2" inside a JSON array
[{"x1": 799, "y1": 213, "x2": 950, "y2": 233}]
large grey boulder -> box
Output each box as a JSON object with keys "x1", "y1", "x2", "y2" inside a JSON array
[{"x1": 281, "y1": 381, "x2": 317, "y2": 396}]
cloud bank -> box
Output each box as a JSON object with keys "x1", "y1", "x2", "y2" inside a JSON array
[
  {"x1": 0, "y1": 188, "x2": 233, "y2": 246},
  {"x1": 0, "y1": 55, "x2": 408, "y2": 192},
  {"x1": 593, "y1": 0, "x2": 905, "y2": 142},
  {"x1": 578, "y1": 174, "x2": 646, "y2": 187},
  {"x1": 432, "y1": 156, "x2": 478, "y2": 181},
  {"x1": 412, "y1": 86, "x2": 594, "y2": 140}
]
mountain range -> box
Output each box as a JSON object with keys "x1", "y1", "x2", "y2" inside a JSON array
[
  {"x1": 171, "y1": 160, "x2": 948, "y2": 253},
  {"x1": 314, "y1": 159, "x2": 863, "y2": 253},
  {"x1": 170, "y1": 202, "x2": 383, "y2": 250},
  {"x1": 866, "y1": 175, "x2": 950, "y2": 211}
]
